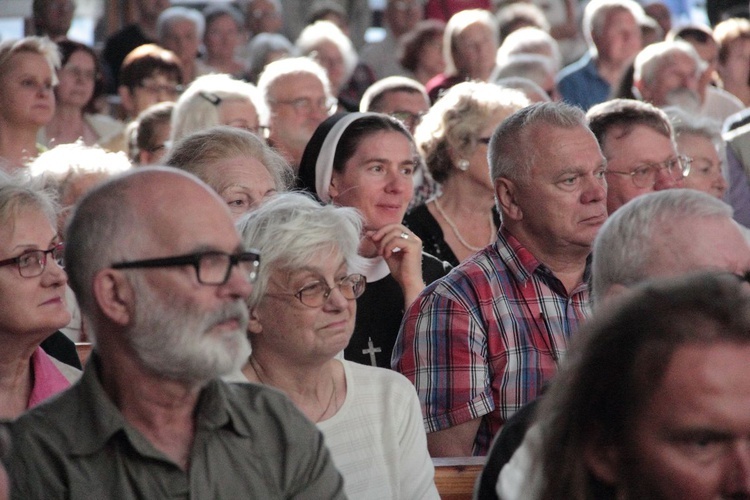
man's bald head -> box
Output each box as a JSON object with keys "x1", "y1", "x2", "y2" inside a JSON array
[{"x1": 65, "y1": 167, "x2": 234, "y2": 316}]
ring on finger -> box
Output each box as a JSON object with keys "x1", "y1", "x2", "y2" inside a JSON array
[{"x1": 400, "y1": 232, "x2": 409, "y2": 240}]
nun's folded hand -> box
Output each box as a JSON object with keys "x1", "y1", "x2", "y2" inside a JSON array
[{"x1": 366, "y1": 224, "x2": 425, "y2": 306}]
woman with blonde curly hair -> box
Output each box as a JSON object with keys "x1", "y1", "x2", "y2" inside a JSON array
[{"x1": 405, "y1": 81, "x2": 529, "y2": 265}]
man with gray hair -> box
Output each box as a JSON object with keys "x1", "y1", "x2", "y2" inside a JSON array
[
  {"x1": 632, "y1": 39, "x2": 706, "y2": 112},
  {"x1": 359, "y1": 76, "x2": 429, "y2": 134},
  {"x1": 393, "y1": 101, "x2": 607, "y2": 457},
  {"x1": 489, "y1": 187, "x2": 750, "y2": 499},
  {"x1": 257, "y1": 57, "x2": 335, "y2": 171},
  {"x1": 156, "y1": 6, "x2": 208, "y2": 84},
  {"x1": 557, "y1": 0, "x2": 644, "y2": 110},
  {"x1": 4, "y1": 168, "x2": 345, "y2": 497},
  {"x1": 587, "y1": 98, "x2": 686, "y2": 214}
]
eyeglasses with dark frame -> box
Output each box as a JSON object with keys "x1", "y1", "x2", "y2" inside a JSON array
[
  {"x1": 0, "y1": 242, "x2": 65, "y2": 278},
  {"x1": 111, "y1": 250, "x2": 261, "y2": 285},
  {"x1": 605, "y1": 155, "x2": 693, "y2": 188},
  {"x1": 268, "y1": 273, "x2": 366, "y2": 308}
]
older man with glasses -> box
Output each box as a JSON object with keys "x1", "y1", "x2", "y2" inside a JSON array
[
  {"x1": 586, "y1": 98, "x2": 688, "y2": 214},
  {"x1": 5, "y1": 167, "x2": 345, "y2": 498},
  {"x1": 258, "y1": 57, "x2": 337, "y2": 172}
]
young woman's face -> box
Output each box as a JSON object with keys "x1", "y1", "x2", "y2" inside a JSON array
[
  {"x1": 55, "y1": 50, "x2": 96, "y2": 109},
  {"x1": 329, "y1": 130, "x2": 416, "y2": 230}
]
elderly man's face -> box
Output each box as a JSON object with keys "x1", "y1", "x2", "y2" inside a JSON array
[
  {"x1": 120, "y1": 173, "x2": 253, "y2": 381},
  {"x1": 603, "y1": 125, "x2": 679, "y2": 214},
  {"x1": 500, "y1": 124, "x2": 608, "y2": 257},
  {"x1": 639, "y1": 52, "x2": 700, "y2": 107},
  {"x1": 161, "y1": 19, "x2": 200, "y2": 67},
  {"x1": 594, "y1": 9, "x2": 642, "y2": 68},
  {"x1": 267, "y1": 73, "x2": 332, "y2": 166},
  {"x1": 605, "y1": 342, "x2": 750, "y2": 499}
]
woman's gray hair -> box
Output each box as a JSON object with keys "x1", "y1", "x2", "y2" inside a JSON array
[
  {"x1": 157, "y1": 6, "x2": 206, "y2": 41},
  {"x1": 170, "y1": 74, "x2": 265, "y2": 143},
  {"x1": 416, "y1": 81, "x2": 528, "y2": 183},
  {"x1": 28, "y1": 142, "x2": 132, "y2": 207},
  {"x1": 164, "y1": 125, "x2": 293, "y2": 192},
  {"x1": 245, "y1": 33, "x2": 295, "y2": 84},
  {"x1": 444, "y1": 9, "x2": 499, "y2": 77},
  {"x1": 0, "y1": 36, "x2": 61, "y2": 86},
  {"x1": 664, "y1": 106, "x2": 723, "y2": 152},
  {"x1": 489, "y1": 101, "x2": 586, "y2": 184},
  {"x1": 0, "y1": 171, "x2": 58, "y2": 233},
  {"x1": 496, "y1": 27, "x2": 561, "y2": 73},
  {"x1": 591, "y1": 189, "x2": 733, "y2": 303},
  {"x1": 295, "y1": 20, "x2": 357, "y2": 91},
  {"x1": 236, "y1": 192, "x2": 364, "y2": 310}
]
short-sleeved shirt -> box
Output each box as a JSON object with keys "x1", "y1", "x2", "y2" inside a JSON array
[
  {"x1": 392, "y1": 227, "x2": 591, "y2": 455},
  {"x1": 557, "y1": 53, "x2": 611, "y2": 111},
  {"x1": 6, "y1": 353, "x2": 346, "y2": 499}
]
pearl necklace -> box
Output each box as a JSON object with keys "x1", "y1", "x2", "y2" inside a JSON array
[
  {"x1": 433, "y1": 197, "x2": 495, "y2": 252},
  {"x1": 249, "y1": 357, "x2": 338, "y2": 423}
]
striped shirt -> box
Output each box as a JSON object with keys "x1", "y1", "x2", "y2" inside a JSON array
[{"x1": 392, "y1": 227, "x2": 591, "y2": 455}]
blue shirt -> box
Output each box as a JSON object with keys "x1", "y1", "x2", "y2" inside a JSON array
[{"x1": 557, "y1": 52, "x2": 611, "y2": 111}]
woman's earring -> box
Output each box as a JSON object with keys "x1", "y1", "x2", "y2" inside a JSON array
[{"x1": 457, "y1": 159, "x2": 470, "y2": 171}]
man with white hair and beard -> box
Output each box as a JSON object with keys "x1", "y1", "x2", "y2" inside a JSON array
[
  {"x1": 3, "y1": 168, "x2": 345, "y2": 498},
  {"x1": 632, "y1": 39, "x2": 735, "y2": 120}
]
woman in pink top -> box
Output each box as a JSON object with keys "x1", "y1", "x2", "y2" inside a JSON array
[{"x1": 0, "y1": 176, "x2": 79, "y2": 419}]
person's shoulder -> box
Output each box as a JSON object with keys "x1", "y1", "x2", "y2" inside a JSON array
[
  {"x1": 556, "y1": 54, "x2": 591, "y2": 82},
  {"x1": 421, "y1": 250, "x2": 452, "y2": 281}
]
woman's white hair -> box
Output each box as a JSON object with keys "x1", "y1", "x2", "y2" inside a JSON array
[
  {"x1": 170, "y1": 73, "x2": 265, "y2": 143},
  {"x1": 295, "y1": 20, "x2": 357, "y2": 91},
  {"x1": 236, "y1": 191, "x2": 364, "y2": 311}
]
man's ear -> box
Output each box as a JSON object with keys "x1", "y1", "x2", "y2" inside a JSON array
[
  {"x1": 92, "y1": 269, "x2": 135, "y2": 326},
  {"x1": 632, "y1": 78, "x2": 649, "y2": 102},
  {"x1": 247, "y1": 307, "x2": 263, "y2": 335},
  {"x1": 495, "y1": 177, "x2": 523, "y2": 221}
]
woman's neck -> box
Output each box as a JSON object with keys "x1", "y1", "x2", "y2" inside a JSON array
[
  {"x1": 438, "y1": 174, "x2": 497, "y2": 215},
  {"x1": 243, "y1": 352, "x2": 343, "y2": 422},
  {"x1": 46, "y1": 107, "x2": 89, "y2": 145},
  {"x1": 0, "y1": 341, "x2": 37, "y2": 419},
  {"x1": 0, "y1": 122, "x2": 40, "y2": 169}
]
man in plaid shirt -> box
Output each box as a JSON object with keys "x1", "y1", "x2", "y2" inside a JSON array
[{"x1": 393, "y1": 102, "x2": 608, "y2": 456}]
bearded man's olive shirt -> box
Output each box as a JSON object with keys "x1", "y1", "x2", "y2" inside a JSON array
[{"x1": 5, "y1": 353, "x2": 346, "y2": 499}]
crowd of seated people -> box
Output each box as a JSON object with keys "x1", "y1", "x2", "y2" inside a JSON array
[{"x1": 3, "y1": 0, "x2": 750, "y2": 497}]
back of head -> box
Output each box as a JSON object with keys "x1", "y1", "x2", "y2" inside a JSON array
[
  {"x1": 534, "y1": 270, "x2": 750, "y2": 499},
  {"x1": 489, "y1": 101, "x2": 585, "y2": 185},
  {"x1": 491, "y1": 53, "x2": 555, "y2": 88},
  {"x1": 496, "y1": 27, "x2": 561, "y2": 73},
  {"x1": 236, "y1": 191, "x2": 363, "y2": 310},
  {"x1": 119, "y1": 44, "x2": 183, "y2": 89},
  {"x1": 359, "y1": 76, "x2": 428, "y2": 113},
  {"x1": 591, "y1": 189, "x2": 732, "y2": 302},
  {"x1": 586, "y1": 98, "x2": 672, "y2": 149},
  {"x1": 164, "y1": 125, "x2": 292, "y2": 192},
  {"x1": 134, "y1": 101, "x2": 175, "y2": 163}
]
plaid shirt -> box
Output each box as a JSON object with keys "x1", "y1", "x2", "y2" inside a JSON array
[{"x1": 392, "y1": 227, "x2": 592, "y2": 455}]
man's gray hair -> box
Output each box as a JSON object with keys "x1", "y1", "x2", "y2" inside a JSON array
[
  {"x1": 634, "y1": 39, "x2": 706, "y2": 86},
  {"x1": 592, "y1": 189, "x2": 733, "y2": 302},
  {"x1": 583, "y1": 0, "x2": 644, "y2": 48},
  {"x1": 236, "y1": 192, "x2": 364, "y2": 311},
  {"x1": 488, "y1": 101, "x2": 586, "y2": 184},
  {"x1": 157, "y1": 6, "x2": 206, "y2": 41},
  {"x1": 257, "y1": 57, "x2": 332, "y2": 123}
]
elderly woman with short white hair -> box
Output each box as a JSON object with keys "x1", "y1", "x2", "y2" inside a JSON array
[
  {"x1": 170, "y1": 73, "x2": 265, "y2": 143},
  {"x1": 230, "y1": 192, "x2": 439, "y2": 500}
]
